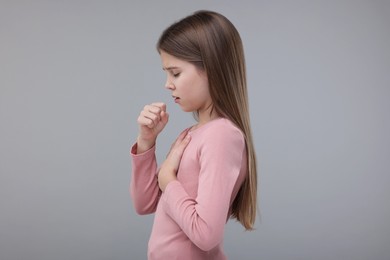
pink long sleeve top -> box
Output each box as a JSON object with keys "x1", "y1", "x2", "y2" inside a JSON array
[{"x1": 130, "y1": 117, "x2": 247, "y2": 260}]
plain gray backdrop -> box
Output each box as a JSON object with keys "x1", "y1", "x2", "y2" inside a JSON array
[{"x1": 1, "y1": 1, "x2": 389, "y2": 259}]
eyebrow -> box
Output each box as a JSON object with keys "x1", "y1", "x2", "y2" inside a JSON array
[{"x1": 162, "y1": 66, "x2": 180, "y2": 71}]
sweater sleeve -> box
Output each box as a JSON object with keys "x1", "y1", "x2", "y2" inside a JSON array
[
  {"x1": 161, "y1": 126, "x2": 246, "y2": 251},
  {"x1": 129, "y1": 143, "x2": 161, "y2": 215}
]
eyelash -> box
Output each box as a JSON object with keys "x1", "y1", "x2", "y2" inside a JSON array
[{"x1": 172, "y1": 72, "x2": 180, "y2": 78}]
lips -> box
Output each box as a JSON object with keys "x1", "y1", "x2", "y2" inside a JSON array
[{"x1": 172, "y1": 95, "x2": 180, "y2": 103}]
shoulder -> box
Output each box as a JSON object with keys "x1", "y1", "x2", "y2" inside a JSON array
[
  {"x1": 206, "y1": 117, "x2": 242, "y2": 135},
  {"x1": 196, "y1": 118, "x2": 245, "y2": 148}
]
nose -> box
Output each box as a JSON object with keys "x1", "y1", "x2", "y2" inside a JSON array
[{"x1": 165, "y1": 78, "x2": 175, "y2": 90}]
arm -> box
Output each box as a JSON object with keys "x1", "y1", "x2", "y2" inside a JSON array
[
  {"x1": 130, "y1": 143, "x2": 161, "y2": 215},
  {"x1": 130, "y1": 102, "x2": 169, "y2": 214},
  {"x1": 161, "y1": 125, "x2": 246, "y2": 251}
]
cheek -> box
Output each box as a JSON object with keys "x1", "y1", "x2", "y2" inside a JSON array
[
  {"x1": 178, "y1": 77, "x2": 195, "y2": 93},
  {"x1": 179, "y1": 72, "x2": 210, "y2": 99},
  {"x1": 198, "y1": 79, "x2": 211, "y2": 99}
]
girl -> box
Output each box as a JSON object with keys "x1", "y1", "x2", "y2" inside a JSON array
[{"x1": 130, "y1": 10, "x2": 258, "y2": 260}]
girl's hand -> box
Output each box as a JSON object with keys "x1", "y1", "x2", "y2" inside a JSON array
[
  {"x1": 136, "y1": 102, "x2": 169, "y2": 154},
  {"x1": 158, "y1": 130, "x2": 191, "y2": 192}
]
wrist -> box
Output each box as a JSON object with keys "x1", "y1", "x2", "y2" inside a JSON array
[
  {"x1": 160, "y1": 176, "x2": 177, "y2": 193},
  {"x1": 136, "y1": 137, "x2": 156, "y2": 154},
  {"x1": 158, "y1": 165, "x2": 177, "y2": 192}
]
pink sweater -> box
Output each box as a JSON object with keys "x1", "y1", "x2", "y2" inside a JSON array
[{"x1": 130, "y1": 118, "x2": 247, "y2": 260}]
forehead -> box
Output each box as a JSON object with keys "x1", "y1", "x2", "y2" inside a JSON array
[{"x1": 160, "y1": 51, "x2": 188, "y2": 70}]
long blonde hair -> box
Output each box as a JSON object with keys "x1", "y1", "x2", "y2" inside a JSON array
[{"x1": 157, "y1": 10, "x2": 258, "y2": 230}]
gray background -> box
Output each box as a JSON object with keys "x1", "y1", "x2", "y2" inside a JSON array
[{"x1": 1, "y1": 0, "x2": 389, "y2": 259}]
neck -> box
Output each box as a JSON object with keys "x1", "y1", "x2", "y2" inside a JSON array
[{"x1": 197, "y1": 107, "x2": 220, "y2": 126}]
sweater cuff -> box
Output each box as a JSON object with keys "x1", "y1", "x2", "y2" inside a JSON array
[{"x1": 130, "y1": 143, "x2": 156, "y2": 157}]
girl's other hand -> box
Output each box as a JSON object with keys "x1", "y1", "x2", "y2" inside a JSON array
[
  {"x1": 158, "y1": 130, "x2": 191, "y2": 192},
  {"x1": 136, "y1": 102, "x2": 169, "y2": 153}
]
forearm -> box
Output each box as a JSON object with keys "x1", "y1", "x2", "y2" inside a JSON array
[
  {"x1": 130, "y1": 143, "x2": 161, "y2": 214},
  {"x1": 161, "y1": 181, "x2": 229, "y2": 251}
]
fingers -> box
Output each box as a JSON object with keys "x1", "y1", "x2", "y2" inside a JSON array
[
  {"x1": 137, "y1": 103, "x2": 167, "y2": 129},
  {"x1": 158, "y1": 130, "x2": 191, "y2": 192},
  {"x1": 151, "y1": 103, "x2": 168, "y2": 126},
  {"x1": 167, "y1": 129, "x2": 188, "y2": 154},
  {"x1": 175, "y1": 129, "x2": 190, "y2": 144},
  {"x1": 151, "y1": 102, "x2": 166, "y2": 112},
  {"x1": 162, "y1": 131, "x2": 191, "y2": 176},
  {"x1": 138, "y1": 110, "x2": 159, "y2": 128},
  {"x1": 178, "y1": 132, "x2": 191, "y2": 149},
  {"x1": 160, "y1": 110, "x2": 169, "y2": 125},
  {"x1": 177, "y1": 133, "x2": 191, "y2": 151},
  {"x1": 170, "y1": 131, "x2": 191, "y2": 158}
]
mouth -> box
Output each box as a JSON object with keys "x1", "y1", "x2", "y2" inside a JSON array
[{"x1": 172, "y1": 95, "x2": 180, "y2": 103}]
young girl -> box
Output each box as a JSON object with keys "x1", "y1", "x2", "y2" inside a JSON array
[{"x1": 130, "y1": 10, "x2": 257, "y2": 260}]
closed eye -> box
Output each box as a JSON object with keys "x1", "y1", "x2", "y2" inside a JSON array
[{"x1": 163, "y1": 66, "x2": 181, "y2": 78}]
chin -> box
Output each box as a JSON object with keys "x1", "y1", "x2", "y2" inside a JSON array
[{"x1": 180, "y1": 106, "x2": 196, "y2": 113}]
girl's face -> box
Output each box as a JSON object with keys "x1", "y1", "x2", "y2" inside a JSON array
[{"x1": 160, "y1": 51, "x2": 212, "y2": 115}]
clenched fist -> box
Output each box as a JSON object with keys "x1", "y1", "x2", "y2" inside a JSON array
[{"x1": 136, "y1": 102, "x2": 169, "y2": 154}]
